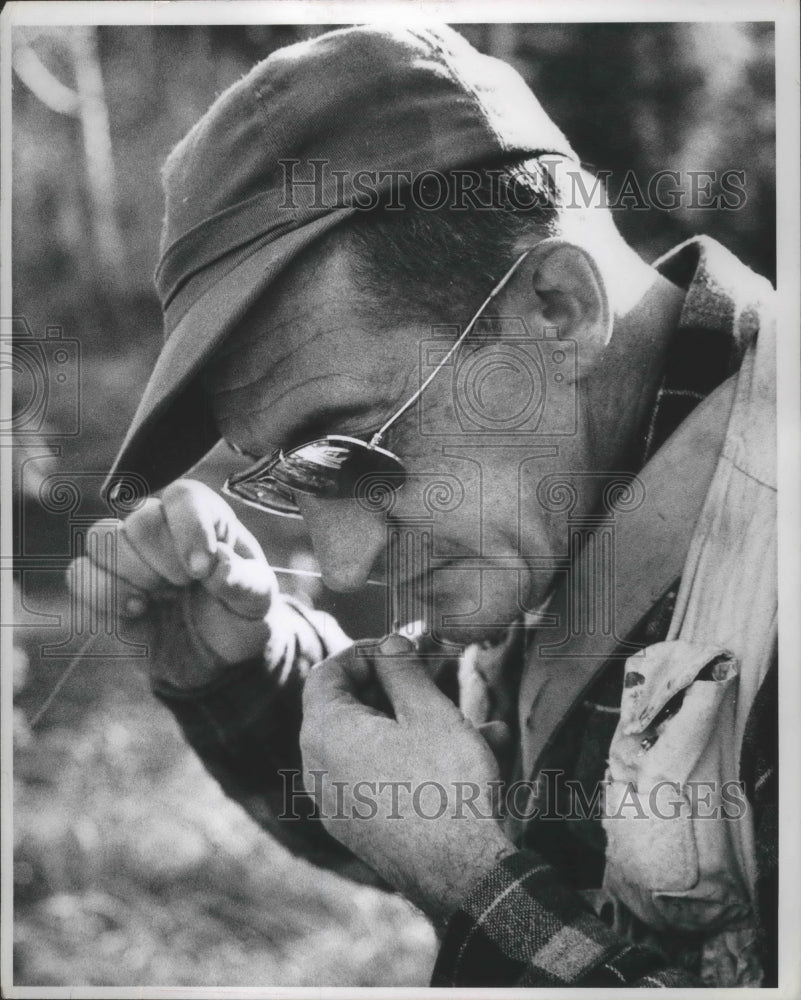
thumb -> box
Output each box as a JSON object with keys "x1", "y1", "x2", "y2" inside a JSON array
[{"x1": 371, "y1": 633, "x2": 461, "y2": 723}]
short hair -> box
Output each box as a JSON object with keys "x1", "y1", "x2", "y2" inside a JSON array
[{"x1": 344, "y1": 156, "x2": 568, "y2": 320}]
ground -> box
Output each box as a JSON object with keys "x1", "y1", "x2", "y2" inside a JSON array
[{"x1": 12, "y1": 592, "x2": 437, "y2": 989}]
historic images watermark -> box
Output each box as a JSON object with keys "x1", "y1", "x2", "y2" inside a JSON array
[
  {"x1": 279, "y1": 159, "x2": 747, "y2": 213},
  {"x1": 280, "y1": 769, "x2": 750, "y2": 823},
  {"x1": 2, "y1": 317, "x2": 82, "y2": 438}
]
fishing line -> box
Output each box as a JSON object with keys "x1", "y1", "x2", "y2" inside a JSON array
[{"x1": 27, "y1": 566, "x2": 387, "y2": 728}]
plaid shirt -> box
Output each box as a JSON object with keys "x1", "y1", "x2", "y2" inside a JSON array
[{"x1": 155, "y1": 237, "x2": 777, "y2": 988}]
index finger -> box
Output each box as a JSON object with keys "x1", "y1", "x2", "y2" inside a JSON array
[{"x1": 161, "y1": 479, "x2": 227, "y2": 578}]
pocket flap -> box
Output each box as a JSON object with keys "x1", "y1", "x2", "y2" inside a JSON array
[{"x1": 621, "y1": 640, "x2": 738, "y2": 736}]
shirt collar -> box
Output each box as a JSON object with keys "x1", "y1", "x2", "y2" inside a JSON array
[{"x1": 641, "y1": 236, "x2": 772, "y2": 462}]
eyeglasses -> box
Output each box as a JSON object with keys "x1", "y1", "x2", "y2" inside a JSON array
[{"x1": 222, "y1": 250, "x2": 532, "y2": 518}]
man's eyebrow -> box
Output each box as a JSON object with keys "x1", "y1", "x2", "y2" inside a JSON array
[
  {"x1": 286, "y1": 405, "x2": 386, "y2": 448},
  {"x1": 233, "y1": 403, "x2": 384, "y2": 460}
]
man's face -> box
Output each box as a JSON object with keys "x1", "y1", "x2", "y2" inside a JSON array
[{"x1": 207, "y1": 236, "x2": 595, "y2": 649}]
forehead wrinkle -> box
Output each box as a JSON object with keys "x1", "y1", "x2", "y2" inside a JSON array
[
  {"x1": 209, "y1": 317, "x2": 378, "y2": 395},
  {"x1": 212, "y1": 364, "x2": 419, "y2": 453},
  {"x1": 214, "y1": 294, "x2": 350, "y2": 359},
  {"x1": 209, "y1": 344, "x2": 403, "y2": 407},
  {"x1": 216, "y1": 372, "x2": 393, "y2": 420},
  {"x1": 209, "y1": 325, "x2": 412, "y2": 404}
]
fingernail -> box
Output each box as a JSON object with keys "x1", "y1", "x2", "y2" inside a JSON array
[
  {"x1": 189, "y1": 551, "x2": 210, "y2": 576},
  {"x1": 125, "y1": 596, "x2": 146, "y2": 618}
]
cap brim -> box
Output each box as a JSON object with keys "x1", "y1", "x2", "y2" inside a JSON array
[{"x1": 104, "y1": 208, "x2": 355, "y2": 498}]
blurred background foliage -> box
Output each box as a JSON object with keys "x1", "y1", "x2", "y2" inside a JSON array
[{"x1": 11, "y1": 22, "x2": 775, "y2": 988}]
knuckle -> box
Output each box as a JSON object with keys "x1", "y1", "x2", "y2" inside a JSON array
[
  {"x1": 161, "y1": 480, "x2": 199, "y2": 515},
  {"x1": 165, "y1": 482, "x2": 218, "y2": 538},
  {"x1": 124, "y1": 496, "x2": 165, "y2": 533},
  {"x1": 163, "y1": 478, "x2": 210, "y2": 511},
  {"x1": 163, "y1": 478, "x2": 195, "y2": 499}
]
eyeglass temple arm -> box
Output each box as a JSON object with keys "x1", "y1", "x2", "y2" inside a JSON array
[{"x1": 368, "y1": 249, "x2": 533, "y2": 448}]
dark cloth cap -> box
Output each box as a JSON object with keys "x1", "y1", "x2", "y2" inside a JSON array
[{"x1": 106, "y1": 23, "x2": 576, "y2": 496}]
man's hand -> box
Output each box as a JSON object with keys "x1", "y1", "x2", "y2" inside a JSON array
[
  {"x1": 300, "y1": 634, "x2": 517, "y2": 923},
  {"x1": 68, "y1": 479, "x2": 280, "y2": 688}
]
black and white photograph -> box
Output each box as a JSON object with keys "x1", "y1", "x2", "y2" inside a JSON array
[{"x1": 1, "y1": 1, "x2": 798, "y2": 995}]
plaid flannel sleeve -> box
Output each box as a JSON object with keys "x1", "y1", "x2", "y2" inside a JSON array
[
  {"x1": 431, "y1": 850, "x2": 699, "y2": 987},
  {"x1": 152, "y1": 598, "x2": 359, "y2": 867}
]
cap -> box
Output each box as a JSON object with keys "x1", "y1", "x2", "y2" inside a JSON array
[{"x1": 106, "y1": 23, "x2": 576, "y2": 496}]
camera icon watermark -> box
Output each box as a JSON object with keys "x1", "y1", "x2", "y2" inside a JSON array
[
  {"x1": 419, "y1": 316, "x2": 577, "y2": 438},
  {"x1": 1, "y1": 316, "x2": 81, "y2": 436}
]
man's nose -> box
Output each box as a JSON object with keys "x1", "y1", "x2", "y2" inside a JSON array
[{"x1": 298, "y1": 496, "x2": 386, "y2": 591}]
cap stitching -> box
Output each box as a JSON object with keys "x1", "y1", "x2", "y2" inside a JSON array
[{"x1": 404, "y1": 25, "x2": 508, "y2": 157}]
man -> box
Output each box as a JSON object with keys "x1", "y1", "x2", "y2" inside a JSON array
[{"x1": 71, "y1": 24, "x2": 777, "y2": 987}]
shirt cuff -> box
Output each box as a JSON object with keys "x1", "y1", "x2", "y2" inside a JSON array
[{"x1": 432, "y1": 849, "x2": 665, "y2": 987}]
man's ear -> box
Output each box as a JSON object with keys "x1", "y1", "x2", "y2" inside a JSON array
[{"x1": 506, "y1": 238, "x2": 612, "y2": 379}]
